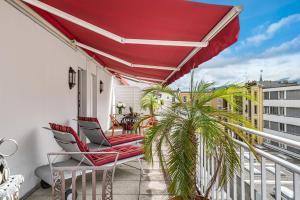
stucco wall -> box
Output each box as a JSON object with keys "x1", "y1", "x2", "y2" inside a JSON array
[{"x1": 0, "y1": 1, "x2": 114, "y2": 197}]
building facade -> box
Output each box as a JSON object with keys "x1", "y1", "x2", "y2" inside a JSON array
[
  {"x1": 243, "y1": 83, "x2": 264, "y2": 131},
  {"x1": 263, "y1": 85, "x2": 300, "y2": 158}
]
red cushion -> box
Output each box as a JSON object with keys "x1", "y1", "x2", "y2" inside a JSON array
[
  {"x1": 107, "y1": 134, "x2": 144, "y2": 146},
  {"x1": 78, "y1": 116, "x2": 99, "y2": 123},
  {"x1": 91, "y1": 145, "x2": 144, "y2": 166},
  {"x1": 49, "y1": 123, "x2": 143, "y2": 166}
]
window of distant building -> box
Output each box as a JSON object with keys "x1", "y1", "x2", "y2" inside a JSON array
[
  {"x1": 254, "y1": 91, "x2": 257, "y2": 101},
  {"x1": 270, "y1": 91, "x2": 279, "y2": 100},
  {"x1": 183, "y1": 96, "x2": 187, "y2": 102},
  {"x1": 279, "y1": 107, "x2": 285, "y2": 116},
  {"x1": 279, "y1": 123, "x2": 285, "y2": 132},
  {"x1": 254, "y1": 105, "x2": 257, "y2": 114},
  {"x1": 270, "y1": 106, "x2": 279, "y2": 115},
  {"x1": 264, "y1": 106, "x2": 269, "y2": 114},
  {"x1": 279, "y1": 143, "x2": 287, "y2": 149},
  {"x1": 264, "y1": 120, "x2": 270, "y2": 129},
  {"x1": 245, "y1": 105, "x2": 248, "y2": 113},
  {"x1": 254, "y1": 119, "x2": 258, "y2": 128},
  {"x1": 264, "y1": 92, "x2": 269, "y2": 100},
  {"x1": 279, "y1": 91, "x2": 284, "y2": 99}
]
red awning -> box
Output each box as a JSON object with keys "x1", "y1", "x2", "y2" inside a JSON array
[{"x1": 24, "y1": 0, "x2": 241, "y2": 84}]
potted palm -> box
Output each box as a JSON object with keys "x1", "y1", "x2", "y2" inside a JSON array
[
  {"x1": 140, "y1": 75, "x2": 256, "y2": 200},
  {"x1": 141, "y1": 92, "x2": 164, "y2": 116}
]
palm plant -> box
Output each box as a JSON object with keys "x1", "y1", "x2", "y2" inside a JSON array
[
  {"x1": 140, "y1": 75, "x2": 256, "y2": 200},
  {"x1": 141, "y1": 92, "x2": 164, "y2": 116}
]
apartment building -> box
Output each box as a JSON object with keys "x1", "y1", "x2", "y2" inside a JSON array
[
  {"x1": 263, "y1": 84, "x2": 300, "y2": 158},
  {"x1": 243, "y1": 82, "x2": 264, "y2": 132}
]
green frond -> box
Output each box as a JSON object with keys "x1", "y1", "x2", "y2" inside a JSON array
[{"x1": 140, "y1": 77, "x2": 257, "y2": 200}]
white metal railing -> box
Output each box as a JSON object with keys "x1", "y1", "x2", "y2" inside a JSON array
[
  {"x1": 48, "y1": 152, "x2": 119, "y2": 200},
  {"x1": 197, "y1": 125, "x2": 300, "y2": 200}
]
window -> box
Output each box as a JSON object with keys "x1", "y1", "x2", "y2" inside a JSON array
[
  {"x1": 279, "y1": 107, "x2": 285, "y2": 116},
  {"x1": 264, "y1": 120, "x2": 270, "y2": 129},
  {"x1": 183, "y1": 96, "x2": 187, "y2": 102},
  {"x1": 254, "y1": 105, "x2": 257, "y2": 114},
  {"x1": 245, "y1": 105, "x2": 248, "y2": 113},
  {"x1": 270, "y1": 91, "x2": 279, "y2": 100},
  {"x1": 286, "y1": 107, "x2": 300, "y2": 118},
  {"x1": 254, "y1": 91, "x2": 258, "y2": 101},
  {"x1": 270, "y1": 121, "x2": 279, "y2": 131},
  {"x1": 279, "y1": 123, "x2": 285, "y2": 132},
  {"x1": 270, "y1": 106, "x2": 279, "y2": 115},
  {"x1": 279, "y1": 91, "x2": 284, "y2": 99},
  {"x1": 172, "y1": 96, "x2": 175, "y2": 103},
  {"x1": 264, "y1": 138, "x2": 271, "y2": 143},
  {"x1": 254, "y1": 119, "x2": 258, "y2": 128},
  {"x1": 286, "y1": 90, "x2": 300, "y2": 100},
  {"x1": 286, "y1": 124, "x2": 300, "y2": 136},
  {"x1": 264, "y1": 92, "x2": 269, "y2": 100},
  {"x1": 264, "y1": 106, "x2": 269, "y2": 114},
  {"x1": 279, "y1": 143, "x2": 287, "y2": 149}
]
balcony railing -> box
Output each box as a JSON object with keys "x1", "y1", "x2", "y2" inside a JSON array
[{"x1": 197, "y1": 125, "x2": 300, "y2": 200}]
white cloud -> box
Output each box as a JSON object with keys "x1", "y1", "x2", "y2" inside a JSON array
[
  {"x1": 263, "y1": 35, "x2": 300, "y2": 56},
  {"x1": 172, "y1": 52, "x2": 300, "y2": 89},
  {"x1": 241, "y1": 14, "x2": 300, "y2": 46}
]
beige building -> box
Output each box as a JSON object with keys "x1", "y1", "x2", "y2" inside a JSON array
[
  {"x1": 178, "y1": 84, "x2": 264, "y2": 143},
  {"x1": 243, "y1": 82, "x2": 264, "y2": 131}
]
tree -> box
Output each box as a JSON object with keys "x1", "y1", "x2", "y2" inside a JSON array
[
  {"x1": 140, "y1": 92, "x2": 164, "y2": 116},
  {"x1": 140, "y1": 75, "x2": 256, "y2": 200}
]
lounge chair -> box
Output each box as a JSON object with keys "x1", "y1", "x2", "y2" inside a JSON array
[
  {"x1": 77, "y1": 117, "x2": 144, "y2": 149},
  {"x1": 36, "y1": 123, "x2": 144, "y2": 185},
  {"x1": 35, "y1": 123, "x2": 145, "y2": 199}
]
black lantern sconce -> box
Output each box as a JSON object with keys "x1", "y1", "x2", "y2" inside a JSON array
[
  {"x1": 68, "y1": 67, "x2": 76, "y2": 89},
  {"x1": 99, "y1": 80, "x2": 104, "y2": 94}
]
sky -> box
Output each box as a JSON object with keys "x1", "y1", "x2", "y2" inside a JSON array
[{"x1": 170, "y1": 0, "x2": 300, "y2": 91}]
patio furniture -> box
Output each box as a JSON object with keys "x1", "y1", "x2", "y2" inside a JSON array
[
  {"x1": 120, "y1": 115, "x2": 140, "y2": 134},
  {"x1": 110, "y1": 115, "x2": 123, "y2": 136},
  {"x1": 140, "y1": 116, "x2": 157, "y2": 135},
  {"x1": 77, "y1": 117, "x2": 144, "y2": 149},
  {"x1": 36, "y1": 123, "x2": 145, "y2": 199},
  {"x1": 0, "y1": 138, "x2": 24, "y2": 200}
]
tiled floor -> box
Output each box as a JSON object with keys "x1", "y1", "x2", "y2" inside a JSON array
[{"x1": 26, "y1": 159, "x2": 170, "y2": 200}]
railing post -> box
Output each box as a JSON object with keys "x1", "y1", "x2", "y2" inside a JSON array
[
  {"x1": 294, "y1": 173, "x2": 300, "y2": 200},
  {"x1": 71, "y1": 171, "x2": 77, "y2": 200},
  {"x1": 82, "y1": 170, "x2": 86, "y2": 200},
  {"x1": 211, "y1": 156, "x2": 215, "y2": 200},
  {"x1": 200, "y1": 136, "x2": 204, "y2": 191},
  {"x1": 275, "y1": 164, "x2": 281, "y2": 200},
  {"x1": 233, "y1": 173, "x2": 237, "y2": 200},
  {"x1": 226, "y1": 176, "x2": 230, "y2": 200},
  {"x1": 203, "y1": 141, "x2": 207, "y2": 193},
  {"x1": 249, "y1": 152, "x2": 255, "y2": 199},
  {"x1": 261, "y1": 157, "x2": 266, "y2": 200},
  {"x1": 240, "y1": 147, "x2": 245, "y2": 200},
  {"x1": 92, "y1": 169, "x2": 96, "y2": 200}
]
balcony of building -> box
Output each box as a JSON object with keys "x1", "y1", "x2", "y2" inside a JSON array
[{"x1": 1, "y1": 1, "x2": 300, "y2": 200}]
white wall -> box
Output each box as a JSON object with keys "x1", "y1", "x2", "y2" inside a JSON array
[
  {"x1": 0, "y1": 1, "x2": 114, "y2": 197},
  {"x1": 114, "y1": 85, "x2": 143, "y2": 114}
]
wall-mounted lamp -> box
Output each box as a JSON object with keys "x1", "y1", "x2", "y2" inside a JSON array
[
  {"x1": 68, "y1": 67, "x2": 76, "y2": 89},
  {"x1": 99, "y1": 80, "x2": 104, "y2": 94}
]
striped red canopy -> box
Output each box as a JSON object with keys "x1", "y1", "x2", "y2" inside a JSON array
[{"x1": 25, "y1": 0, "x2": 240, "y2": 84}]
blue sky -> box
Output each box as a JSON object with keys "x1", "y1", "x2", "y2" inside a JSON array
[{"x1": 171, "y1": 0, "x2": 300, "y2": 90}]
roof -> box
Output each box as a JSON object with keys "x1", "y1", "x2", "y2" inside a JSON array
[{"x1": 23, "y1": 0, "x2": 241, "y2": 84}]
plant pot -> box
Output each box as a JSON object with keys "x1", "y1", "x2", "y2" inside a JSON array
[{"x1": 195, "y1": 194, "x2": 209, "y2": 200}]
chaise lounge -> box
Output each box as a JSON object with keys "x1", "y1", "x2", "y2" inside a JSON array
[{"x1": 77, "y1": 117, "x2": 144, "y2": 149}]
